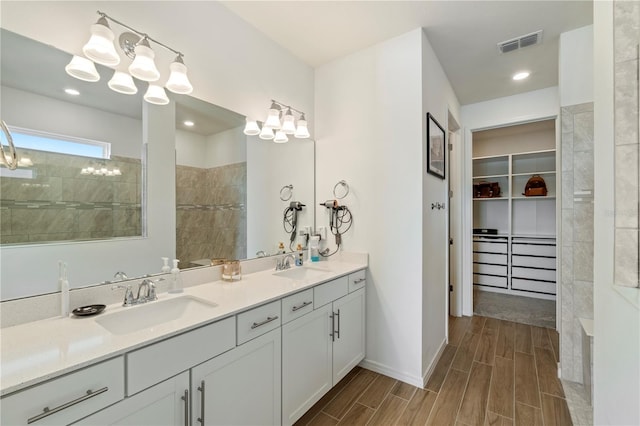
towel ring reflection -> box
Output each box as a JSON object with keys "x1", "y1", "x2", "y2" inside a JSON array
[
  {"x1": 0, "y1": 120, "x2": 18, "y2": 170},
  {"x1": 333, "y1": 180, "x2": 349, "y2": 199},
  {"x1": 280, "y1": 184, "x2": 293, "y2": 201}
]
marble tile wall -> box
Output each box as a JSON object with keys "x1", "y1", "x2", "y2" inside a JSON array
[
  {"x1": 560, "y1": 102, "x2": 595, "y2": 383},
  {"x1": 614, "y1": 0, "x2": 640, "y2": 288},
  {"x1": 176, "y1": 162, "x2": 247, "y2": 267},
  {"x1": 0, "y1": 150, "x2": 142, "y2": 244}
]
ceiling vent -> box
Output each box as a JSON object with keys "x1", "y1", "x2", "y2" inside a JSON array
[{"x1": 497, "y1": 30, "x2": 543, "y2": 54}]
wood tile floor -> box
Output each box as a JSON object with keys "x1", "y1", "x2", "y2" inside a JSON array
[{"x1": 294, "y1": 316, "x2": 573, "y2": 426}]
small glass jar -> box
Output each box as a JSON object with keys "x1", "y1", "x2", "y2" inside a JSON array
[{"x1": 222, "y1": 260, "x2": 242, "y2": 282}]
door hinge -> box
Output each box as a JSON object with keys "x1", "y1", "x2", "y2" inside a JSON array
[
  {"x1": 449, "y1": 285, "x2": 453, "y2": 292},
  {"x1": 448, "y1": 143, "x2": 453, "y2": 151},
  {"x1": 449, "y1": 238, "x2": 453, "y2": 245},
  {"x1": 449, "y1": 190, "x2": 453, "y2": 198}
]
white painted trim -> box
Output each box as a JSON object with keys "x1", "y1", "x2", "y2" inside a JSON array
[
  {"x1": 359, "y1": 359, "x2": 424, "y2": 388},
  {"x1": 421, "y1": 338, "x2": 447, "y2": 388},
  {"x1": 474, "y1": 286, "x2": 556, "y2": 301}
]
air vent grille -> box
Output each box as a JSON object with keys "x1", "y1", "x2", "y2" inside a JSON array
[{"x1": 497, "y1": 30, "x2": 543, "y2": 54}]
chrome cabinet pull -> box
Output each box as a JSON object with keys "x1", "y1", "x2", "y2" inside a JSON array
[
  {"x1": 291, "y1": 301, "x2": 312, "y2": 312},
  {"x1": 181, "y1": 389, "x2": 189, "y2": 426},
  {"x1": 335, "y1": 309, "x2": 341, "y2": 339},
  {"x1": 27, "y1": 387, "x2": 108, "y2": 424},
  {"x1": 197, "y1": 380, "x2": 205, "y2": 425},
  {"x1": 330, "y1": 313, "x2": 335, "y2": 341},
  {"x1": 353, "y1": 278, "x2": 365, "y2": 284},
  {"x1": 251, "y1": 315, "x2": 278, "y2": 329}
]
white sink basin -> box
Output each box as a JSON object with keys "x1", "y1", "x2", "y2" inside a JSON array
[
  {"x1": 96, "y1": 296, "x2": 218, "y2": 335},
  {"x1": 274, "y1": 266, "x2": 330, "y2": 281}
]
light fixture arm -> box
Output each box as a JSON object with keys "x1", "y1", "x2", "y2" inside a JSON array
[
  {"x1": 97, "y1": 10, "x2": 184, "y2": 57},
  {"x1": 270, "y1": 99, "x2": 305, "y2": 117}
]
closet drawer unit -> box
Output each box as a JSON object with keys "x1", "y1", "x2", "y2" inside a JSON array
[
  {"x1": 512, "y1": 267, "x2": 556, "y2": 282},
  {"x1": 511, "y1": 278, "x2": 556, "y2": 295},
  {"x1": 473, "y1": 274, "x2": 508, "y2": 288},
  {"x1": 511, "y1": 243, "x2": 556, "y2": 257},
  {"x1": 127, "y1": 317, "x2": 235, "y2": 395},
  {"x1": 281, "y1": 289, "x2": 314, "y2": 324},
  {"x1": 1, "y1": 357, "x2": 124, "y2": 426},
  {"x1": 473, "y1": 252, "x2": 508, "y2": 265},
  {"x1": 237, "y1": 300, "x2": 282, "y2": 345},
  {"x1": 348, "y1": 270, "x2": 366, "y2": 292},
  {"x1": 512, "y1": 255, "x2": 556, "y2": 269},
  {"x1": 314, "y1": 276, "x2": 348, "y2": 308},
  {"x1": 473, "y1": 241, "x2": 508, "y2": 254},
  {"x1": 473, "y1": 263, "x2": 508, "y2": 276}
]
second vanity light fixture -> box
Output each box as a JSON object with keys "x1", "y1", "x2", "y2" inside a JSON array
[
  {"x1": 243, "y1": 100, "x2": 311, "y2": 142},
  {"x1": 65, "y1": 11, "x2": 193, "y2": 105}
]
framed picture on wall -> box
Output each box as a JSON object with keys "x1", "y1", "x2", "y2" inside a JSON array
[{"x1": 426, "y1": 112, "x2": 446, "y2": 180}]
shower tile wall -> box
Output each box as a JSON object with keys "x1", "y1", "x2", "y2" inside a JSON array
[
  {"x1": 176, "y1": 162, "x2": 246, "y2": 267},
  {"x1": 0, "y1": 150, "x2": 141, "y2": 243},
  {"x1": 614, "y1": 0, "x2": 640, "y2": 288},
  {"x1": 560, "y1": 102, "x2": 594, "y2": 383}
]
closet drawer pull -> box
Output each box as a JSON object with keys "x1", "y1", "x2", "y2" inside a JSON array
[
  {"x1": 27, "y1": 387, "x2": 108, "y2": 424},
  {"x1": 291, "y1": 301, "x2": 312, "y2": 312},
  {"x1": 251, "y1": 316, "x2": 279, "y2": 329},
  {"x1": 353, "y1": 278, "x2": 365, "y2": 284}
]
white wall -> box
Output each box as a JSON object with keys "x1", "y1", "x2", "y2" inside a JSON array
[
  {"x1": 559, "y1": 25, "x2": 594, "y2": 107},
  {"x1": 420, "y1": 30, "x2": 462, "y2": 378},
  {"x1": 592, "y1": 2, "x2": 640, "y2": 424},
  {"x1": 175, "y1": 129, "x2": 207, "y2": 168},
  {"x1": 0, "y1": 1, "x2": 314, "y2": 299},
  {"x1": 206, "y1": 127, "x2": 246, "y2": 168},
  {"x1": 460, "y1": 87, "x2": 559, "y2": 316}
]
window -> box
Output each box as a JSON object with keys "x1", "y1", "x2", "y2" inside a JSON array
[{"x1": 5, "y1": 126, "x2": 110, "y2": 159}]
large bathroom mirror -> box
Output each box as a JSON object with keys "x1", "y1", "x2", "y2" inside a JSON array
[{"x1": 0, "y1": 29, "x2": 315, "y2": 300}]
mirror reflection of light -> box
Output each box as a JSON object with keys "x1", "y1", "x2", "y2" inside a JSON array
[
  {"x1": 183, "y1": 120, "x2": 194, "y2": 127},
  {"x1": 64, "y1": 88, "x2": 80, "y2": 96}
]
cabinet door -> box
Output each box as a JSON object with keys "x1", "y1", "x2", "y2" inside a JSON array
[
  {"x1": 191, "y1": 328, "x2": 281, "y2": 426},
  {"x1": 282, "y1": 304, "x2": 333, "y2": 425},
  {"x1": 74, "y1": 372, "x2": 189, "y2": 426},
  {"x1": 332, "y1": 288, "x2": 366, "y2": 384}
]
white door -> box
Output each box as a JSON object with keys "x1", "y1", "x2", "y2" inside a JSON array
[
  {"x1": 332, "y1": 289, "x2": 366, "y2": 384},
  {"x1": 74, "y1": 372, "x2": 189, "y2": 426},
  {"x1": 191, "y1": 328, "x2": 281, "y2": 426},
  {"x1": 282, "y1": 304, "x2": 333, "y2": 425}
]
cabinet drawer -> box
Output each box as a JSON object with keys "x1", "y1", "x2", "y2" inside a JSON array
[
  {"x1": 473, "y1": 252, "x2": 507, "y2": 265},
  {"x1": 512, "y1": 255, "x2": 556, "y2": 269},
  {"x1": 348, "y1": 270, "x2": 366, "y2": 293},
  {"x1": 314, "y1": 276, "x2": 348, "y2": 308},
  {"x1": 1, "y1": 357, "x2": 124, "y2": 426},
  {"x1": 473, "y1": 274, "x2": 508, "y2": 288},
  {"x1": 282, "y1": 289, "x2": 314, "y2": 324},
  {"x1": 237, "y1": 300, "x2": 281, "y2": 345},
  {"x1": 473, "y1": 263, "x2": 507, "y2": 276},
  {"x1": 511, "y1": 278, "x2": 557, "y2": 295},
  {"x1": 127, "y1": 317, "x2": 235, "y2": 395},
  {"x1": 511, "y1": 243, "x2": 556, "y2": 257},
  {"x1": 473, "y1": 241, "x2": 508, "y2": 254},
  {"x1": 512, "y1": 267, "x2": 556, "y2": 282}
]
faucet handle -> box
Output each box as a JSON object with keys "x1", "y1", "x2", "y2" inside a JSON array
[
  {"x1": 147, "y1": 278, "x2": 164, "y2": 301},
  {"x1": 112, "y1": 284, "x2": 135, "y2": 306}
]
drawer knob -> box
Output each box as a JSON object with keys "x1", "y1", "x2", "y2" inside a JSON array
[{"x1": 27, "y1": 387, "x2": 108, "y2": 424}]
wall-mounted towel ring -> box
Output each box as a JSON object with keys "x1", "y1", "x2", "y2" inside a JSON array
[
  {"x1": 0, "y1": 120, "x2": 18, "y2": 170},
  {"x1": 280, "y1": 184, "x2": 293, "y2": 201},
  {"x1": 333, "y1": 180, "x2": 349, "y2": 199}
]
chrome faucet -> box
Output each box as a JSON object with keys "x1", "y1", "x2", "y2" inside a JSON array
[
  {"x1": 276, "y1": 254, "x2": 296, "y2": 271},
  {"x1": 112, "y1": 278, "x2": 162, "y2": 306}
]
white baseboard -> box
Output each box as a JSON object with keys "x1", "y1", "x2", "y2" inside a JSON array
[
  {"x1": 421, "y1": 339, "x2": 447, "y2": 387},
  {"x1": 358, "y1": 359, "x2": 424, "y2": 388}
]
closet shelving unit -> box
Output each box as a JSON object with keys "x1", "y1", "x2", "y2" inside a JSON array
[{"x1": 472, "y1": 148, "x2": 557, "y2": 299}]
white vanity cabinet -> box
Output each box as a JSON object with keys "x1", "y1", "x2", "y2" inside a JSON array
[
  {"x1": 282, "y1": 272, "x2": 366, "y2": 425},
  {"x1": 74, "y1": 372, "x2": 189, "y2": 426}
]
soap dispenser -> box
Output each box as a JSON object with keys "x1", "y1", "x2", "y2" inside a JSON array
[
  {"x1": 169, "y1": 259, "x2": 184, "y2": 293},
  {"x1": 309, "y1": 236, "x2": 320, "y2": 262},
  {"x1": 161, "y1": 257, "x2": 171, "y2": 273}
]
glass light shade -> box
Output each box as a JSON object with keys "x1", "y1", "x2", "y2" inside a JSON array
[
  {"x1": 129, "y1": 43, "x2": 160, "y2": 82},
  {"x1": 112, "y1": 168, "x2": 122, "y2": 176},
  {"x1": 18, "y1": 157, "x2": 33, "y2": 167},
  {"x1": 243, "y1": 118, "x2": 261, "y2": 136},
  {"x1": 259, "y1": 126, "x2": 274, "y2": 140},
  {"x1": 82, "y1": 19, "x2": 120, "y2": 66},
  {"x1": 281, "y1": 112, "x2": 296, "y2": 135},
  {"x1": 108, "y1": 71, "x2": 138, "y2": 95},
  {"x1": 144, "y1": 84, "x2": 170, "y2": 105},
  {"x1": 294, "y1": 119, "x2": 310, "y2": 139},
  {"x1": 65, "y1": 55, "x2": 100, "y2": 82},
  {"x1": 81, "y1": 168, "x2": 89, "y2": 175},
  {"x1": 274, "y1": 130, "x2": 289, "y2": 143},
  {"x1": 165, "y1": 60, "x2": 193, "y2": 94},
  {"x1": 264, "y1": 108, "x2": 282, "y2": 129}
]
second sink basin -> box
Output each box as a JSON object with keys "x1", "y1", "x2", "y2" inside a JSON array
[
  {"x1": 274, "y1": 265, "x2": 330, "y2": 281},
  {"x1": 96, "y1": 295, "x2": 218, "y2": 335}
]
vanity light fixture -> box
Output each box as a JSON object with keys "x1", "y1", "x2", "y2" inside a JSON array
[
  {"x1": 67, "y1": 10, "x2": 193, "y2": 105},
  {"x1": 81, "y1": 162, "x2": 122, "y2": 176},
  {"x1": 512, "y1": 71, "x2": 530, "y2": 81},
  {"x1": 244, "y1": 99, "x2": 311, "y2": 141}
]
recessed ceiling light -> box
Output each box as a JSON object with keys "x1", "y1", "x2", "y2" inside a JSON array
[
  {"x1": 64, "y1": 88, "x2": 80, "y2": 96},
  {"x1": 512, "y1": 71, "x2": 530, "y2": 81},
  {"x1": 184, "y1": 120, "x2": 194, "y2": 127}
]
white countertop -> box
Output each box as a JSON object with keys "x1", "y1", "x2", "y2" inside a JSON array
[{"x1": 0, "y1": 259, "x2": 366, "y2": 396}]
